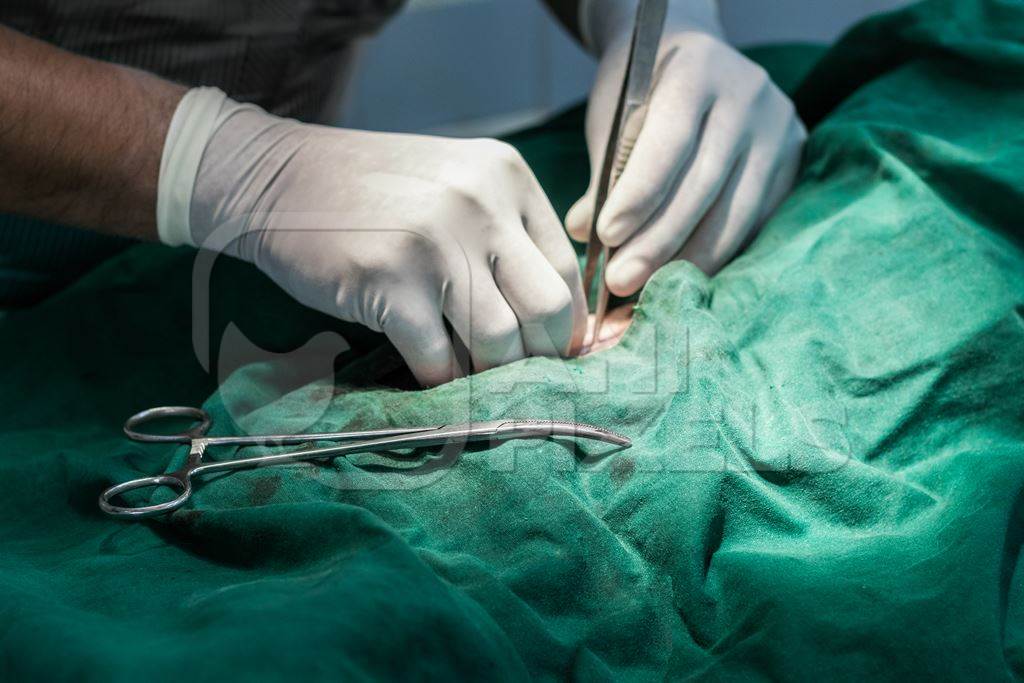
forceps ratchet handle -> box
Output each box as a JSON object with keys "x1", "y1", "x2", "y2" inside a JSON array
[
  {"x1": 124, "y1": 406, "x2": 211, "y2": 443},
  {"x1": 99, "y1": 472, "x2": 192, "y2": 519},
  {"x1": 122, "y1": 405, "x2": 431, "y2": 448}
]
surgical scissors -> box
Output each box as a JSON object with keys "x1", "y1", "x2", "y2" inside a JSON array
[{"x1": 100, "y1": 406, "x2": 631, "y2": 519}]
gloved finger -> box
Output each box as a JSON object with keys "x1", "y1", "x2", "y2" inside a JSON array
[
  {"x1": 680, "y1": 128, "x2": 801, "y2": 275},
  {"x1": 518, "y1": 174, "x2": 588, "y2": 354},
  {"x1": 565, "y1": 191, "x2": 595, "y2": 243},
  {"x1": 381, "y1": 294, "x2": 460, "y2": 387},
  {"x1": 492, "y1": 227, "x2": 576, "y2": 357},
  {"x1": 676, "y1": 153, "x2": 764, "y2": 276},
  {"x1": 757, "y1": 119, "x2": 805, "y2": 222},
  {"x1": 443, "y1": 259, "x2": 527, "y2": 373},
  {"x1": 596, "y1": 74, "x2": 713, "y2": 248},
  {"x1": 604, "y1": 105, "x2": 744, "y2": 296}
]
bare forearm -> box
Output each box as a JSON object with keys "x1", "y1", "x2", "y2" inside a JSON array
[{"x1": 0, "y1": 26, "x2": 186, "y2": 239}]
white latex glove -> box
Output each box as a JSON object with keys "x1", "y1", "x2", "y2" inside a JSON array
[
  {"x1": 157, "y1": 88, "x2": 586, "y2": 386},
  {"x1": 566, "y1": 0, "x2": 807, "y2": 295}
]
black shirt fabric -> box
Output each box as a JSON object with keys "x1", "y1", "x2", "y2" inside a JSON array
[
  {"x1": 2, "y1": 0, "x2": 406, "y2": 121},
  {"x1": 0, "y1": 0, "x2": 405, "y2": 305}
]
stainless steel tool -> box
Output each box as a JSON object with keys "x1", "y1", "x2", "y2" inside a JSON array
[
  {"x1": 582, "y1": 0, "x2": 668, "y2": 332},
  {"x1": 100, "y1": 406, "x2": 631, "y2": 519}
]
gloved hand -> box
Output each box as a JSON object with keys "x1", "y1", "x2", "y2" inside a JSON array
[
  {"x1": 157, "y1": 89, "x2": 586, "y2": 386},
  {"x1": 566, "y1": 0, "x2": 807, "y2": 295}
]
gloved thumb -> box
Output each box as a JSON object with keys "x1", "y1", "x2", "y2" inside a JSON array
[{"x1": 565, "y1": 190, "x2": 595, "y2": 242}]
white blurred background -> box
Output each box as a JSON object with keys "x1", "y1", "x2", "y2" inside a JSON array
[{"x1": 337, "y1": 0, "x2": 913, "y2": 135}]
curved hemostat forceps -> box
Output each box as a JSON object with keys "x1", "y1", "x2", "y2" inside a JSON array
[{"x1": 100, "y1": 406, "x2": 631, "y2": 519}]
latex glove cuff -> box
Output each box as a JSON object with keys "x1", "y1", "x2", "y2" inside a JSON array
[{"x1": 155, "y1": 87, "x2": 229, "y2": 247}]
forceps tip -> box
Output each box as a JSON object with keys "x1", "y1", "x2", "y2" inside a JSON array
[
  {"x1": 499, "y1": 420, "x2": 631, "y2": 448},
  {"x1": 576, "y1": 424, "x2": 632, "y2": 448}
]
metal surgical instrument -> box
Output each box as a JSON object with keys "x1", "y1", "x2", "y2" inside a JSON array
[
  {"x1": 99, "y1": 406, "x2": 631, "y2": 519},
  {"x1": 582, "y1": 0, "x2": 668, "y2": 333}
]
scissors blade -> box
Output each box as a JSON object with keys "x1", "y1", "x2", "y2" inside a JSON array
[{"x1": 583, "y1": 0, "x2": 668, "y2": 337}]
